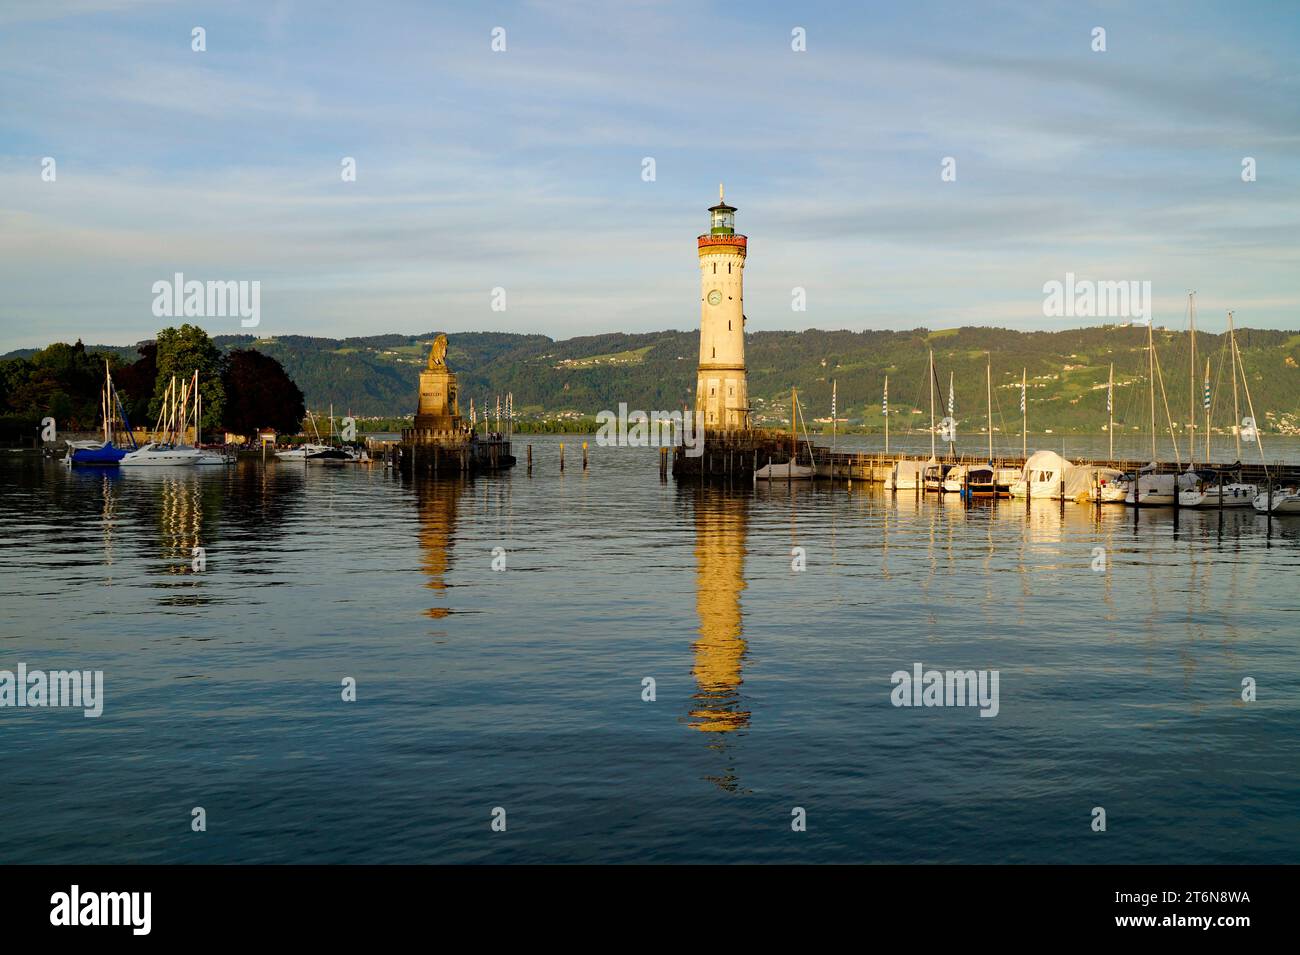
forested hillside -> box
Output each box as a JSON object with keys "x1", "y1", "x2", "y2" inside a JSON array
[{"x1": 7, "y1": 325, "x2": 1300, "y2": 434}]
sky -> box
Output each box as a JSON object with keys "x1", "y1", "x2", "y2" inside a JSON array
[{"x1": 1, "y1": 0, "x2": 1298, "y2": 352}]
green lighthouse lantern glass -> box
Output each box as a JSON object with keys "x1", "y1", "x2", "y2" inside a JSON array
[{"x1": 710, "y1": 205, "x2": 735, "y2": 235}]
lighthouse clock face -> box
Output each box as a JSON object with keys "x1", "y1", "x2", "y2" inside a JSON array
[{"x1": 707, "y1": 289, "x2": 722, "y2": 306}]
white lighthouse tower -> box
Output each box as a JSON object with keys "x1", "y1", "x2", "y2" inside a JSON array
[{"x1": 695, "y1": 184, "x2": 750, "y2": 430}]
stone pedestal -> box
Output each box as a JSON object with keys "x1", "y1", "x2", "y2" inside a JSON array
[{"x1": 414, "y1": 366, "x2": 462, "y2": 431}]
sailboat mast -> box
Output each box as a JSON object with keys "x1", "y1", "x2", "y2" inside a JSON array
[
  {"x1": 947, "y1": 369, "x2": 955, "y2": 456},
  {"x1": 1188, "y1": 292, "x2": 1197, "y2": 466},
  {"x1": 1021, "y1": 367, "x2": 1026, "y2": 459},
  {"x1": 790, "y1": 387, "x2": 796, "y2": 458},
  {"x1": 1232, "y1": 319, "x2": 1267, "y2": 475},
  {"x1": 1229, "y1": 311, "x2": 1241, "y2": 461},
  {"x1": 1147, "y1": 321, "x2": 1157, "y2": 461},
  {"x1": 986, "y1": 356, "x2": 992, "y2": 461},
  {"x1": 1107, "y1": 362, "x2": 1114, "y2": 460},
  {"x1": 1203, "y1": 358, "x2": 1211, "y2": 463},
  {"x1": 928, "y1": 349, "x2": 936, "y2": 459},
  {"x1": 883, "y1": 375, "x2": 889, "y2": 454},
  {"x1": 102, "y1": 363, "x2": 109, "y2": 444}
]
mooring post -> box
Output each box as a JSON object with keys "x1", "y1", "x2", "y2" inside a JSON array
[
  {"x1": 582, "y1": 441, "x2": 588, "y2": 471},
  {"x1": 560, "y1": 443, "x2": 565, "y2": 472},
  {"x1": 1059, "y1": 477, "x2": 1065, "y2": 516},
  {"x1": 527, "y1": 444, "x2": 533, "y2": 474}
]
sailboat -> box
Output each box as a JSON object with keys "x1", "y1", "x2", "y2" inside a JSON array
[
  {"x1": 1125, "y1": 303, "x2": 1191, "y2": 506},
  {"x1": 174, "y1": 371, "x2": 233, "y2": 465},
  {"x1": 275, "y1": 410, "x2": 339, "y2": 461},
  {"x1": 922, "y1": 350, "x2": 951, "y2": 492},
  {"x1": 1074, "y1": 364, "x2": 1129, "y2": 503},
  {"x1": 754, "y1": 388, "x2": 814, "y2": 480},
  {"x1": 1181, "y1": 311, "x2": 1259, "y2": 507},
  {"x1": 943, "y1": 356, "x2": 1001, "y2": 496},
  {"x1": 1009, "y1": 449, "x2": 1075, "y2": 499},
  {"x1": 120, "y1": 375, "x2": 201, "y2": 466},
  {"x1": 67, "y1": 362, "x2": 139, "y2": 466}
]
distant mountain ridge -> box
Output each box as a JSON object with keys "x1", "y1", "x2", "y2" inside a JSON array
[{"x1": 7, "y1": 326, "x2": 1300, "y2": 433}]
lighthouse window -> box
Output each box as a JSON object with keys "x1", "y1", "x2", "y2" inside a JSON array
[
  {"x1": 712, "y1": 263, "x2": 716, "y2": 274},
  {"x1": 712, "y1": 347, "x2": 716, "y2": 358},
  {"x1": 728, "y1": 263, "x2": 732, "y2": 274},
  {"x1": 728, "y1": 320, "x2": 731, "y2": 330}
]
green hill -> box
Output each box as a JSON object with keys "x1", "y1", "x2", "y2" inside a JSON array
[{"x1": 6, "y1": 325, "x2": 1299, "y2": 434}]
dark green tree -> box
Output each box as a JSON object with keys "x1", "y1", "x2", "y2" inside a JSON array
[
  {"x1": 221, "y1": 348, "x2": 306, "y2": 442},
  {"x1": 150, "y1": 325, "x2": 225, "y2": 431}
]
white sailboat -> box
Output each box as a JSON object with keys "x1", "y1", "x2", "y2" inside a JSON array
[
  {"x1": 1182, "y1": 311, "x2": 1259, "y2": 507},
  {"x1": 754, "y1": 388, "x2": 814, "y2": 480},
  {"x1": 1254, "y1": 487, "x2": 1300, "y2": 514},
  {"x1": 1009, "y1": 449, "x2": 1074, "y2": 499},
  {"x1": 1125, "y1": 305, "x2": 1190, "y2": 505}
]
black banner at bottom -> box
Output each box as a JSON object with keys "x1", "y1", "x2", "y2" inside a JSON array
[{"x1": 1, "y1": 864, "x2": 1282, "y2": 939}]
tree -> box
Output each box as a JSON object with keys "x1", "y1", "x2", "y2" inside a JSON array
[
  {"x1": 221, "y1": 349, "x2": 306, "y2": 442},
  {"x1": 113, "y1": 342, "x2": 157, "y2": 429},
  {"x1": 150, "y1": 325, "x2": 225, "y2": 431}
]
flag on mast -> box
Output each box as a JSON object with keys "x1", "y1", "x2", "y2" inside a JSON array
[
  {"x1": 1107, "y1": 378, "x2": 1112, "y2": 414},
  {"x1": 1203, "y1": 371, "x2": 1211, "y2": 411},
  {"x1": 1020, "y1": 378, "x2": 1026, "y2": 414},
  {"x1": 882, "y1": 378, "x2": 888, "y2": 416}
]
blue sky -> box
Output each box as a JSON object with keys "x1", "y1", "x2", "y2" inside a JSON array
[{"x1": 1, "y1": 0, "x2": 1297, "y2": 352}]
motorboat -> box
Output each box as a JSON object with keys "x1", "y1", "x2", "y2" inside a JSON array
[
  {"x1": 943, "y1": 464, "x2": 998, "y2": 497},
  {"x1": 119, "y1": 443, "x2": 201, "y2": 466},
  {"x1": 275, "y1": 443, "x2": 332, "y2": 461}
]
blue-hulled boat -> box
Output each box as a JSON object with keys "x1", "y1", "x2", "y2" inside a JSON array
[{"x1": 66, "y1": 364, "x2": 138, "y2": 467}]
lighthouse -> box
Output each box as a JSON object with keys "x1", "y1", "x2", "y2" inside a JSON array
[{"x1": 695, "y1": 184, "x2": 750, "y2": 430}]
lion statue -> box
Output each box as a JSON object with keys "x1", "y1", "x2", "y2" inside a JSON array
[{"x1": 427, "y1": 333, "x2": 448, "y2": 368}]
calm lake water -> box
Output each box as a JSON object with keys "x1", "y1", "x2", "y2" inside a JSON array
[{"x1": 1, "y1": 434, "x2": 1298, "y2": 864}]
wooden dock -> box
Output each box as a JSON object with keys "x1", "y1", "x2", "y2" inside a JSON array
[
  {"x1": 388, "y1": 430, "x2": 515, "y2": 477},
  {"x1": 673, "y1": 431, "x2": 1293, "y2": 487}
]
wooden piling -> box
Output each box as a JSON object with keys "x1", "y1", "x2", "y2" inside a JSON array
[
  {"x1": 582, "y1": 441, "x2": 588, "y2": 470},
  {"x1": 560, "y1": 443, "x2": 565, "y2": 472}
]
